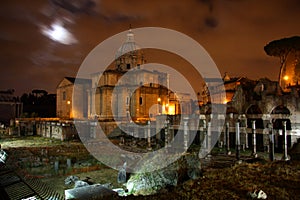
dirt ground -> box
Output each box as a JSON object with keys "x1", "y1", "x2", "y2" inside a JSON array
[
  {"x1": 128, "y1": 160, "x2": 300, "y2": 200},
  {"x1": 1, "y1": 135, "x2": 300, "y2": 199}
]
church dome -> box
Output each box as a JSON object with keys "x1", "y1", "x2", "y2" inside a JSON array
[{"x1": 115, "y1": 29, "x2": 141, "y2": 59}]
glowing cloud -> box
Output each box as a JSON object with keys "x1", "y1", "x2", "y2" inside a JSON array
[{"x1": 41, "y1": 21, "x2": 77, "y2": 45}]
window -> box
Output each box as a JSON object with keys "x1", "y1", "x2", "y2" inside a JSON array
[
  {"x1": 63, "y1": 91, "x2": 66, "y2": 100},
  {"x1": 139, "y1": 97, "x2": 143, "y2": 105},
  {"x1": 127, "y1": 64, "x2": 130, "y2": 69},
  {"x1": 126, "y1": 97, "x2": 129, "y2": 105}
]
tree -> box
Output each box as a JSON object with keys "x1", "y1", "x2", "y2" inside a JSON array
[
  {"x1": 20, "y1": 90, "x2": 56, "y2": 117},
  {"x1": 32, "y1": 89, "x2": 48, "y2": 97},
  {"x1": 264, "y1": 36, "x2": 300, "y2": 88}
]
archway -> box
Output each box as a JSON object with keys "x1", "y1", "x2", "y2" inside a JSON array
[
  {"x1": 271, "y1": 105, "x2": 291, "y2": 152},
  {"x1": 271, "y1": 105, "x2": 291, "y2": 130},
  {"x1": 246, "y1": 105, "x2": 264, "y2": 128}
]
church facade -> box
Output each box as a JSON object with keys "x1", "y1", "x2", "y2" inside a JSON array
[{"x1": 57, "y1": 29, "x2": 191, "y2": 123}]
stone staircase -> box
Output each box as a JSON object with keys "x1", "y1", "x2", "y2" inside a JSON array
[{"x1": 0, "y1": 167, "x2": 63, "y2": 200}]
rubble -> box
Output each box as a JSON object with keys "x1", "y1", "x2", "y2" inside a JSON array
[{"x1": 65, "y1": 184, "x2": 117, "y2": 200}]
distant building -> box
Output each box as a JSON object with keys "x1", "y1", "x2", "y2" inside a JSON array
[
  {"x1": 56, "y1": 77, "x2": 91, "y2": 119},
  {"x1": 202, "y1": 72, "x2": 300, "y2": 149},
  {"x1": 0, "y1": 89, "x2": 22, "y2": 125}
]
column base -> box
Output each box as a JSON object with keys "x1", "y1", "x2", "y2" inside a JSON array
[
  {"x1": 251, "y1": 153, "x2": 258, "y2": 158},
  {"x1": 235, "y1": 160, "x2": 243, "y2": 164},
  {"x1": 281, "y1": 155, "x2": 290, "y2": 161}
]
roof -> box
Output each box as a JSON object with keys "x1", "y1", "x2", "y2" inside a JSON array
[
  {"x1": 115, "y1": 29, "x2": 141, "y2": 58},
  {"x1": 64, "y1": 77, "x2": 91, "y2": 84}
]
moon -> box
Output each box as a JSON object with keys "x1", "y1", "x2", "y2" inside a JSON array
[{"x1": 41, "y1": 20, "x2": 77, "y2": 45}]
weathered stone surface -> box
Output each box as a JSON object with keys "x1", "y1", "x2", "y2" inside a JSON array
[
  {"x1": 74, "y1": 180, "x2": 89, "y2": 188},
  {"x1": 126, "y1": 153, "x2": 202, "y2": 196},
  {"x1": 117, "y1": 162, "x2": 127, "y2": 183},
  {"x1": 65, "y1": 175, "x2": 79, "y2": 185},
  {"x1": 65, "y1": 184, "x2": 117, "y2": 200},
  {"x1": 126, "y1": 169, "x2": 178, "y2": 196},
  {"x1": 65, "y1": 175, "x2": 89, "y2": 188},
  {"x1": 185, "y1": 154, "x2": 202, "y2": 180}
]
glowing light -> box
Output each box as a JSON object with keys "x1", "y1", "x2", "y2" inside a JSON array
[
  {"x1": 41, "y1": 21, "x2": 77, "y2": 45},
  {"x1": 168, "y1": 104, "x2": 175, "y2": 115},
  {"x1": 157, "y1": 97, "x2": 161, "y2": 102},
  {"x1": 67, "y1": 100, "x2": 71, "y2": 105},
  {"x1": 283, "y1": 75, "x2": 289, "y2": 81},
  {"x1": 223, "y1": 99, "x2": 229, "y2": 104}
]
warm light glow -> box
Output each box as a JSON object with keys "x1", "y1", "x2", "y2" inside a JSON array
[
  {"x1": 67, "y1": 100, "x2": 71, "y2": 105},
  {"x1": 161, "y1": 103, "x2": 175, "y2": 115},
  {"x1": 162, "y1": 104, "x2": 166, "y2": 114},
  {"x1": 157, "y1": 97, "x2": 161, "y2": 102},
  {"x1": 223, "y1": 99, "x2": 229, "y2": 104},
  {"x1": 168, "y1": 104, "x2": 175, "y2": 115},
  {"x1": 283, "y1": 75, "x2": 289, "y2": 81}
]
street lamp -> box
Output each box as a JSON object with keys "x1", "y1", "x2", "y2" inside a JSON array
[
  {"x1": 67, "y1": 100, "x2": 71, "y2": 118},
  {"x1": 157, "y1": 97, "x2": 161, "y2": 115}
]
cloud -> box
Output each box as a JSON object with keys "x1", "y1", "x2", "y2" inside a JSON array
[
  {"x1": 204, "y1": 16, "x2": 218, "y2": 28},
  {"x1": 50, "y1": 0, "x2": 97, "y2": 14},
  {"x1": 31, "y1": 50, "x2": 80, "y2": 66},
  {"x1": 1, "y1": 0, "x2": 300, "y2": 95}
]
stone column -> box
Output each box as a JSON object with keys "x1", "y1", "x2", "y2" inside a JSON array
[
  {"x1": 54, "y1": 160, "x2": 59, "y2": 173},
  {"x1": 202, "y1": 121, "x2": 207, "y2": 151},
  {"x1": 268, "y1": 123, "x2": 275, "y2": 161},
  {"x1": 252, "y1": 120, "x2": 258, "y2": 158},
  {"x1": 226, "y1": 122, "x2": 231, "y2": 155},
  {"x1": 156, "y1": 117, "x2": 162, "y2": 141},
  {"x1": 223, "y1": 124, "x2": 226, "y2": 149},
  {"x1": 217, "y1": 114, "x2": 225, "y2": 148},
  {"x1": 183, "y1": 117, "x2": 189, "y2": 152},
  {"x1": 282, "y1": 121, "x2": 289, "y2": 161},
  {"x1": 236, "y1": 122, "x2": 241, "y2": 161},
  {"x1": 202, "y1": 119, "x2": 206, "y2": 145},
  {"x1": 245, "y1": 129, "x2": 249, "y2": 149},
  {"x1": 67, "y1": 158, "x2": 72, "y2": 168},
  {"x1": 206, "y1": 121, "x2": 212, "y2": 157},
  {"x1": 164, "y1": 120, "x2": 169, "y2": 149},
  {"x1": 147, "y1": 121, "x2": 152, "y2": 150},
  {"x1": 241, "y1": 115, "x2": 248, "y2": 150}
]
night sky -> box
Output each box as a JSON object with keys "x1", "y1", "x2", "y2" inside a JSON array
[{"x1": 1, "y1": 0, "x2": 300, "y2": 96}]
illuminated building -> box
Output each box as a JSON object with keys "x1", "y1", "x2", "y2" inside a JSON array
[
  {"x1": 57, "y1": 29, "x2": 192, "y2": 122},
  {"x1": 56, "y1": 77, "x2": 91, "y2": 119}
]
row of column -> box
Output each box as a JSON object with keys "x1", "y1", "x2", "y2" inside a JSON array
[
  {"x1": 120, "y1": 117, "x2": 290, "y2": 162},
  {"x1": 226, "y1": 120, "x2": 289, "y2": 161}
]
